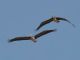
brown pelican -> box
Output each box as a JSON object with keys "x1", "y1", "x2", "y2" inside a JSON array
[
  {"x1": 36, "y1": 16, "x2": 75, "y2": 30},
  {"x1": 9, "y1": 29, "x2": 56, "y2": 43}
]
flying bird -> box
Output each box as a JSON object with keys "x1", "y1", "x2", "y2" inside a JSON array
[
  {"x1": 36, "y1": 16, "x2": 75, "y2": 30},
  {"x1": 9, "y1": 29, "x2": 56, "y2": 43}
]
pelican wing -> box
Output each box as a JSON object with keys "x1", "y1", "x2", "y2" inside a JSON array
[
  {"x1": 57, "y1": 17, "x2": 75, "y2": 27},
  {"x1": 35, "y1": 29, "x2": 56, "y2": 39},
  {"x1": 36, "y1": 19, "x2": 53, "y2": 31},
  {"x1": 9, "y1": 36, "x2": 31, "y2": 42}
]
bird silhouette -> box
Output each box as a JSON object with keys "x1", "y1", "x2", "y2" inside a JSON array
[
  {"x1": 36, "y1": 16, "x2": 75, "y2": 31},
  {"x1": 9, "y1": 29, "x2": 56, "y2": 43}
]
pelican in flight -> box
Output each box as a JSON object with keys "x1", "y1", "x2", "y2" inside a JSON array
[
  {"x1": 9, "y1": 29, "x2": 56, "y2": 43},
  {"x1": 36, "y1": 16, "x2": 75, "y2": 30}
]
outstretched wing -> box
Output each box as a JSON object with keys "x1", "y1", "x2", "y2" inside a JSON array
[
  {"x1": 8, "y1": 36, "x2": 31, "y2": 42},
  {"x1": 36, "y1": 19, "x2": 53, "y2": 31},
  {"x1": 35, "y1": 29, "x2": 57, "y2": 39},
  {"x1": 57, "y1": 17, "x2": 75, "y2": 27}
]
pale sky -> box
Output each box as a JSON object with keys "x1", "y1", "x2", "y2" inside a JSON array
[{"x1": 0, "y1": 0, "x2": 80, "y2": 60}]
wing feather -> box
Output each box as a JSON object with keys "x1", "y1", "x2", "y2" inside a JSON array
[
  {"x1": 35, "y1": 29, "x2": 56, "y2": 39},
  {"x1": 57, "y1": 17, "x2": 75, "y2": 27},
  {"x1": 36, "y1": 19, "x2": 53, "y2": 31},
  {"x1": 9, "y1": 37, "x2": 31, "y2": 42}
]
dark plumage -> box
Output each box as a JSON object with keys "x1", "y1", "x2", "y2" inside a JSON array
[
  {"x1": 36, "y1": 17, "x2": 53, "y2": 31},
  {"x1": 9, "y1": 29, "x2": 56, "y2": 43},
  {"x1": 36, "y1": 17, "x2": 75, "y2": 31},
  {"x1": 55, "y1": 17, "x2": 75, "y2": 27}
]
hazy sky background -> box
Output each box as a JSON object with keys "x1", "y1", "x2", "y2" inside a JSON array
[{"x1": 0, "y1": 0, "x2": 80, "y2": 60}]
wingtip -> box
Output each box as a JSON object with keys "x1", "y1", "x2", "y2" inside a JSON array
[
  {"x1": 8, "y1": 40, "x2": 12, "y2": 43},
  {"x1": 8, "y1": 39, "x2": 15, "y2": 43},
  {"x1": 35, "y1": 29, "x2": 38, "y2": 31},
  {"x1": 35, "y1": 28, "x2": 39, "y2": 31},
  {"x1": 8, "y1": 38, "x2": 11, "y2": 43},
  {"x1": 52, "y1": 29, "x2": 57, "y2": 32},
  {"x1": 46, "y1": 29, "x2": 57, "y2": 33}
]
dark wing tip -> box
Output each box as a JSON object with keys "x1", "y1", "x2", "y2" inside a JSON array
[
  {"x1": 35, "y1": 24, "x2": 42, "y2": 31},
  {"x1": 51, "y1": 29, "x2": 57, "y2": 32},
  {"x1": 35, "y1": 23, "x2": 45, "y2": 31},
  {"x1": 8, "y1": 37, "x2": 19, "y2": 43},
  {"x1": 8, "y1": 39, "x2": 15, "y2": 43},
  {"x1": 35, "y1": 27, "x2": 39, "y2": 31},
  {"x1": 48, "y1": 29, "x2": 57, "y2": 33}
]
